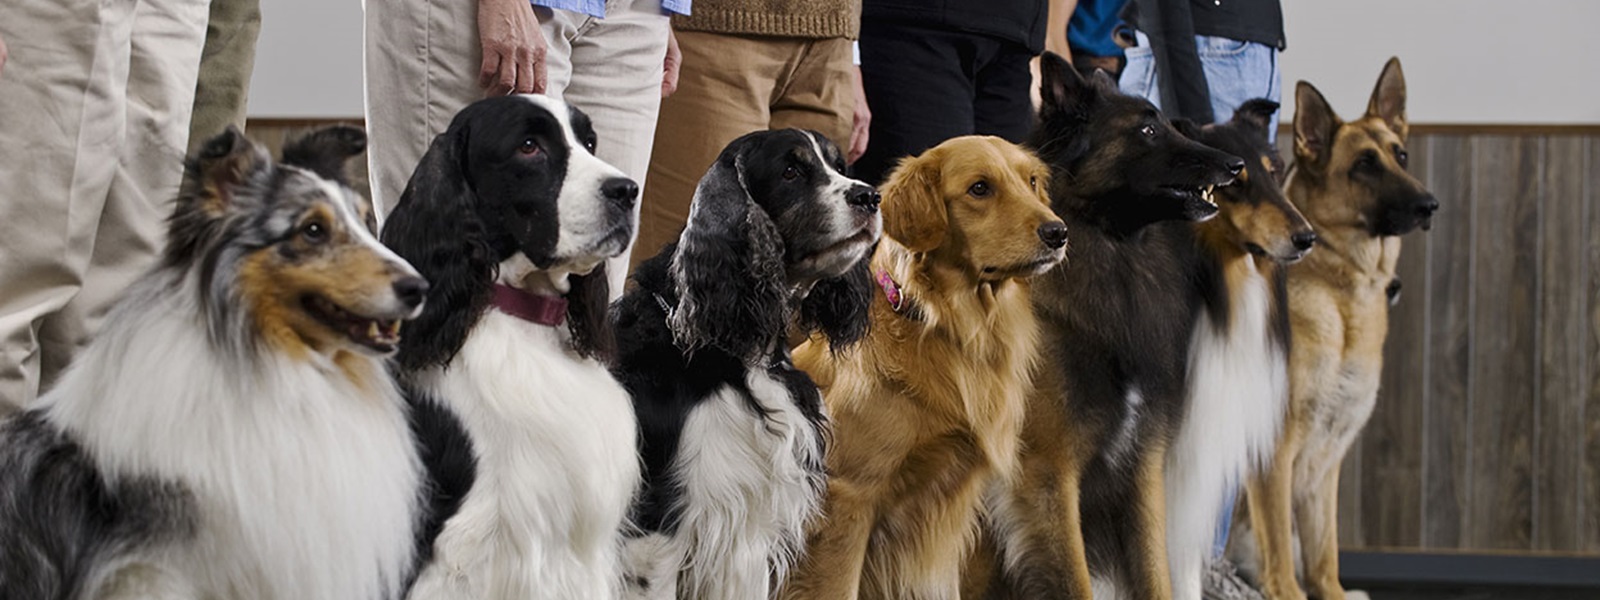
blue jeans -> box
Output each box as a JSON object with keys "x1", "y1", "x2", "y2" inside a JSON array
[{"x1": 1119, "y1": 31, "x2": 1282, "y2": 142}]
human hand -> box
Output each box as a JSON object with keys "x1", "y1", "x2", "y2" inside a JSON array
[
  {"x1": 662, "y1": 26, "x2": 681, "y2": 98},
  {"x1": 0, "y1": 34, "x2": 9, "y2": 80},
  {"x1": 478, "y1": 0, "x2": 547, "y2": 95},
  {"x1": 848, "y1": 66, "x2": 870, "y2": 165}
]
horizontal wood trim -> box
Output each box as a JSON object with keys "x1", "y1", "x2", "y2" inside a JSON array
[{"x1": 1340, "y1": 550, "x2": 1600, "y2": 587}]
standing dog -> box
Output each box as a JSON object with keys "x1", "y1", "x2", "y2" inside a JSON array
[
  {"x1": 0, "y1": 126, "x2": 427, "y2": 599},
  {"x1": 1162, "y1": 101, "x2": 1315, "y2": 600},
  {"x1": 978, "y1": 53, "x2": 1243, "y2": 600},
  {"x1": 612, "y1": 129, "x2": 881, "y2": 600},
  {"x1": 780, "y1": 136, "x2": 1067, "y2": 600},
  {"x1": 1228, "y1": 58, "x2": 1437, "y2": 600},
  {"x1": 382, "y1": 95, "x2": 643, "y2": 599}
]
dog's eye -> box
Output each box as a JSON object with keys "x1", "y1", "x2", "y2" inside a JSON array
[
  {"x1": 783, "y1": 166, "x2": 800, "y2": 181},
  {"x1": 1357, "y1": 150, "x2": 1379, "y2": 169},
  {"x1": 968, "y1": 181, "x2": 991, "y2": 198},
  {"x1": 1030, "y1": 176, "x2": 1039, "y2": 190},
  {"x1": 519, "y1": 138, "x2": 542, "y2": 156},
  {"x1": 1140, "y1": 124, "x2": 1157, "y2": 138},
  {"x1": 300, "y1": 221, "x2": 329, "y2": 244},
  {"x1": 1394, "y1": 148, "x2": 1409, "y2": 169}
]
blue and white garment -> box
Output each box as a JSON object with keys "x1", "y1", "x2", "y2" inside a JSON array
[{"x1": 533, "y1": 0, "x2": 690, "y2": 18}]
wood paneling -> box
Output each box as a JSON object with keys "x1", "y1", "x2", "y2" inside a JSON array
[
  {"x1": 1335, "y1": 131, "x2": 1600, "y2": 556},
  {"x1": 1419, "y1": 134, "x2": 1473, "y2": 549}
]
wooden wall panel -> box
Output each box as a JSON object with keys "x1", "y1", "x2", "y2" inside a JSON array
[
  {"x1": 1419, "y1": 134, "x2": 1474, "y2": 549},
  {"x1": 1586, "y1": 138, "x2": 1600, "y2": 553},
  {"x1": 1534, "y1": 136, "x2": 1588, "y2": 551},
  {"x1": 1465, "y1": 136, "x2": 1539, "y2": 550}
]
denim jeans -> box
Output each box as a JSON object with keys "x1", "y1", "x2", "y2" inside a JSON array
[{"x1": 1119, "y1": 31, "x2": 1282, "y2": 142}]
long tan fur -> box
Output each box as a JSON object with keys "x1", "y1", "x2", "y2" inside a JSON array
[
  {"x1": 1230, "y1": 58, "x2": 1435, "y2": 600},
  {"x1": 781, "y1": 136, "x2": 1065, "y2": 600}
]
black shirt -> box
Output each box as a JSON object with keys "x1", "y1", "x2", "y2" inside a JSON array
[{"x1": 863, "y1": 0, "x2": 1050, "y2": 53}]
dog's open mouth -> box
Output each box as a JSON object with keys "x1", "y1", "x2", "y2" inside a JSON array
[
  {"x1": 1164, "y1": 184, "x2": 1219, "y2": 206},
  {"x1": 304, "y1": 295, "x2": 403, "y2": 353}
]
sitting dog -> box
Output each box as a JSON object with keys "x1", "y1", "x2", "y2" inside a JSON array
[
  {"x1": 611, "y1": 129, "x2": 881, "y2": 600},
  {"x1": 1162, "y1": 101, "x2": 1315, "y2": 600},
  {"x1": 974, "y1": 53, "x2": 1244, "y2": 600},
  {"x1": 779, "y1": 136, "x2": 1067, "y2": 600},
  {"x1": 1228, "y1": 58, "x2": 1437, "y2": 600},
  {"x1": 382, "y1": 95, "x2": 643, "y2": 599},
  {"x1": 0, "y1": 126, "x2": 427, "y2": 599}
]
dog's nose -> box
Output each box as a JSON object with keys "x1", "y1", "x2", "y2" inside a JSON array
[
  {"x1": 394, "y1": 276, "x2": 430, "y2": 309},
  {"x1": 1291, "y1": 231, "x2": 1318, "y2": 251},
  {"x1": 848, "y1": 186, "x2": 881, "y2": 212},
  {"x1": 1416, "y1": 195, "x2": 1440, "y2": 217},
  {"x1": 602, "y1": 177, "x2": 639, "y2": 207},
  {"x1": 1038, "y1": 221, "x2": 1068, "y2": 249},
  {"x1": 1224, "y1": 157, "x2": 1246, "y2": 176}
]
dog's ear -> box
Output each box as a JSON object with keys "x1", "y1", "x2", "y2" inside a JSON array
[
  {"x1": 281, "y1": 125, "x2": 367, "y2": 186},
  {"x1": 1231, "y1": 98, "x2": 1280, "y2": 136},
  {"x1": 797, "y1": 249, "x2": 874, "y2": 351},
  {"x1": 669, "y1": 145, "x2": 789, "y2": 363},
  {"x1": 1170, "y1": 117, "x2": 1204, "y2": 140},
  {"x1": 382, "y1": 126, "x2": 498, "y2": 372},
  {"x1": 879, "y1": 151, "x2": 947, "y2": 253},
  {"x1": 564, "y1": 263, "x2": 616, "y2": 363},
  {"x1": 1293, "y1": 81, "x2": 1340, "y2": 166},
  {"x1": 1366, "y1": 56, "x2": 1408, "y2": 141},
  {"x1": 1038, "y1": 51, "x2": 1098, "y2": 121},
  {"x1": 184, "y1": 126, "x2": 272, "y2": 216}
]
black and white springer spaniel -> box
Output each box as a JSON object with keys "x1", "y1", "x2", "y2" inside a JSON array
[
  {"x1": 381, "y1": 95, "x2": 641, "y2": 599},
  {"x1": 612, "y1": 129, "x2": 882, "y2": 600}
]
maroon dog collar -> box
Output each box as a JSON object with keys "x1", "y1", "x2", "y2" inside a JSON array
[{"x1": 492, "y1": 284, "x2": 568, "y2": 327}]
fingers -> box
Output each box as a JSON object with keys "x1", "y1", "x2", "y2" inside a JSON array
[
  {"x1": 848, "y1": 122, "x2": 869, "y2": 165},
  {"x1": 480, "y1": 52, "x2": 513, "y2": 96},
  {"x1": 514, "y1": 45, "x2": 536, "y2": 94},
  {"x1": 661, "y1": 28, "x2": 682, "y2": 98}
]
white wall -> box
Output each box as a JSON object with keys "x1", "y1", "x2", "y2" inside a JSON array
[{"x1": 248, "y1": 0, "x2": 1600, "y2": 124}]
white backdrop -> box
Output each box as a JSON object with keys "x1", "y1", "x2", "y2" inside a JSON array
[{"x1": 248, "y1": 0, "x2": 1600, "y2": 124}]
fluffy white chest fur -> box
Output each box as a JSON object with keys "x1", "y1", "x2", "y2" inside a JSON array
[
  {"x1": 408, "y1": 311, "x2": 640, "y2": 600},
  {"x1": 45, "y1": 298, "x2": 420, "y2": 600},
  {"x1": 1164, "y1": 260, "x2": 1288, "y2": 600},
  {"x1": 668, "y1": 368, "x2": 823, "y2": 600}
]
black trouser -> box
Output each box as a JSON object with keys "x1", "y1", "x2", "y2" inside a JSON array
[{"x1": 853, "y1": 19, "x2": 1036, "y2": 186}]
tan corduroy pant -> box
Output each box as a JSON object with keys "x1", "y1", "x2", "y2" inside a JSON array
[
  {"x1": 187, "y1": 0, "x2": 260, "y2": 151},
  {"x1": 634, "y1": 30, "x2": 854, "y2": 268},
  {"x1": 0, "y1": 0, "x2": 210, "y2": 412},
  {"x1": 364, "y1": 0, "x2": 671, "y2": 296}
]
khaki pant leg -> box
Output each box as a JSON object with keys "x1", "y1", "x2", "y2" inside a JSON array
[
  {"x1": 35, "y1": 0, "x2": 211, "y2": 394},
  {"x1": 553, "y1": 0, "x2": 670, "y2": 295},
  {"x1": 636, "y1": 31, "x2": 792, "y2": 272},
  {"x1": 187, "y1": 0, "x2": 261, "y2": 150},
  {"x1": 769, "y1": 36, "x2": 855, "y2": 155},
  {"x1": 362, "y1": 0, "x2": 482, "y2": 218},
  {"x1": 0, "y1": 0, "x2": 138, "y2": 411}
]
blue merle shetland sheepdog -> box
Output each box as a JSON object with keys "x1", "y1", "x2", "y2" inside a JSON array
[{"x1": 0, "y1": 126, "x2": 428, "y2": 600}]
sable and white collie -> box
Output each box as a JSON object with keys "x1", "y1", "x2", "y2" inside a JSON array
[
  {"x1": 0, "y1": 126, "x2": 428, "y2": 599},
  {"x1": 780, "y1": 136, "x2": 1066, "y2": 600},
  {"x1": 611, "y1": 129, "x2": 881, "y2": 600},
  {"x1": 381, "y1": 96, "x2": 642, "y2": 599},
  {"x1": 1162, "y1": 101, "x2": 1315, "y2": 600}
]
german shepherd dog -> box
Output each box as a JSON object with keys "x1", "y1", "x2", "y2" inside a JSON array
[
  {"x1": 976, "y1": 53, "x2": 1242, "y2": 600},
  {"x1": 1163, "y1": 101, "x2": 1314, "y2": 600},
  {"x1": 1227, "y1": 58, "x2": 1437, "y2": 600}
]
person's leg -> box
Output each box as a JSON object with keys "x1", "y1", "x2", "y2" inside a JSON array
[
  {"x1": 854, "y1": 20, "x2": 977, "y2": 186},
  {"x1": 768, "y1": 37, "x2": 854, "y2": 152},
  {"x1": 0, "y1": 0, "x2": 138, "y2": 410},
  {"x1": 1118, "y1": 30, "x2": 1161, "y2": 109},
  {"x1": 186, "y1": 0, "x2": 260, "y2": 150},
  {"x1": 36, "y1": 0, "x2": 211, "y2": 393},
  {"x1": 638, "y1": 31, "x2": 788, "y2": 270},
  {"x1": 363, "y1": 0, "x2": 483, "y2": 217},
  {"x1": 558, "y1": 0, "x2": 669, "y2": 295},
  {"x1": 1196, "y1": 36, "x2": 1281, "y2": 141},
  {"x1": 972, "y1": 38, "x2": 1035, "y2": 145}
]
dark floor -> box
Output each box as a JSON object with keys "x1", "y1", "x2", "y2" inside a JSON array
[{"x1": 1349, "y1": 583, "x2": 1600, "y2": 600}]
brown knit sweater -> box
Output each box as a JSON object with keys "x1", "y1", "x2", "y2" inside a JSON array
[{"x1": 672, "y1": 0, "x2": 861, "y2": 39}]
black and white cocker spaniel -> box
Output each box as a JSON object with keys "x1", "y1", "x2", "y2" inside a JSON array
[
  {"x1": 381, "y1": 95, "x2": 642, "y2": 599},
  {"x1": 611, "y1": 129, "x2": 882, "y2": 600}
]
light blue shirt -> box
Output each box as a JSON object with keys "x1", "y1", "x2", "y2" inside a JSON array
[{"x1": 532, "y1": 0, "x2": 690, "y2": 18}]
